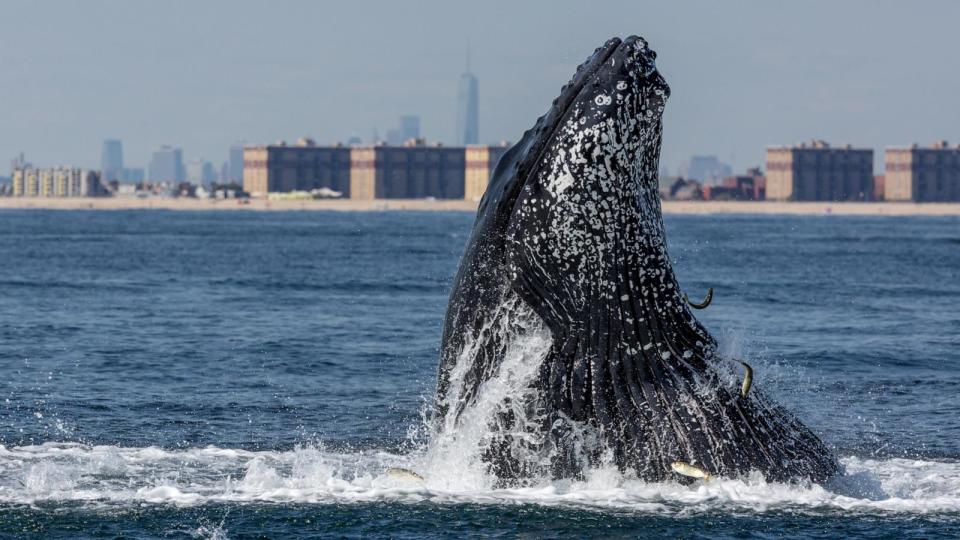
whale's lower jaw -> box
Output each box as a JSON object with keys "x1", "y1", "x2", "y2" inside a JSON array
[
  {"x1": 440, "y1": 289, "x2": 840, "y2": 485},
  {"x1": 433, "y1": 35, "x2": 840, "y2": 484}
]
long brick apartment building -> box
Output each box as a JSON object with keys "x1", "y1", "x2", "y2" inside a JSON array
[
  {"x1": 243, "y1": 139, "x2": 508, "y2": 200},
  {"x1": 884, "y1": 140, "x2": 960, "y2": 202},
  {"x1": 766, "y1": 140, "x2": 874, "y2": 201}
]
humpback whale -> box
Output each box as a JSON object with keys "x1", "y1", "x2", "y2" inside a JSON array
[{"x1": 433, "y1": 36, "x2": 840, "y2": 484}]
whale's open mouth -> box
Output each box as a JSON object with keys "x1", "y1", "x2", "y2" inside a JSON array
[{"x1": 435, "y1": 36, "x2": 840, "y2": 485}]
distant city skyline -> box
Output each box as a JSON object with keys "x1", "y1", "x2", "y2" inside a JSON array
[
  {"x1": 676, "y1": 155, "x2": 733, "y2": 186},
  {"x1": 399, "y1": 115, "x2": 421, "y2": 143},
  {"x1": 228, "y1": 145, "x2": 244, "y2": 184},
  {"x1": 385, "y1": 115, "x2": 422, "y2": 146},
  {"x1": 1, "y1": 1, "x2": 958, "y2": 174},
  {"x1": 148, "y1": 146, "x2": 184, "y2": 183}
]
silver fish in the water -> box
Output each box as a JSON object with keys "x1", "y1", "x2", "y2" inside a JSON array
[
  {"x1": 385, "y1": 467, "x2": 425, "y2": 482},
  {"x1": 684, "y1": 287, "x2": 713, "y2": 309},
  {"x1": 670, "y1": 461, "x2": 713, "y2": 482},
  {"x1": 739, "y1": 361, "x2": 753, "y2": 397}
]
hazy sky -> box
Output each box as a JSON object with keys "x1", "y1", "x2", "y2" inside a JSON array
[{"x1": 2, "y1": 0, "x2": 958, "y2": 174}]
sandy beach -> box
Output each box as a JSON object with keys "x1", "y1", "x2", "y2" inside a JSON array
[{"x1": 1, "y1": 197, "x2": 960, "y2": 216}]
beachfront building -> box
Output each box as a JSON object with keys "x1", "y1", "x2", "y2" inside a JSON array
[
  {"x1": 873, "y1": 175, "x2": 886, "y2": 201},
  {"x1": 12, "y1": 168, "x2": 36, "y2": 196},
  {"x1": 701, "y1": 168, "x2": 766, "y2": 200},
  {"x1": 766, "y1": 140, "x2": 874, "y2": 201},
  {"x1": 884, "y1": 141, "x2": 960, "y2": 202},
  {"x1": 12, "y1": 167, "x2": 105, "y2": 197},
  {"x1": 464, "y1": 144, "x2": 510, "y2": 201},
  {"x1": 243, "y1": 139, "x2": 352, "y2": 197},
  {"x1": 244, "y1": 139, "x2": 510, "y2": 201},
  {"x1": 350, "y1": 140, "x2": 466, "y2": 200},
  {"x1": 40, "y1": 168, "x2": 56, "y2": 196}
]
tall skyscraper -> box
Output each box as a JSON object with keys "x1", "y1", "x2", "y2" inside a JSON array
[
  {"x1": 120, "y1": 168, "x2": 145, "y2": 183},
  {"x1": 456, "y1": 48, "x2": 479, "y2": 145},
  {"x1": 148, "y1": 145, "x2": 184, "y2": 183},
  {"x1": 186, "y1": 159, "x2": 216, "y2": 185},
  {"x1": 228, "y1": 144, "x2": 244, "y2": 183},
  {"x1": 678, "y1": 155, "x2": 732, "y2": 186},
  {"x1": 101, "y1": 139, "x2": 124, "y2": 181},
  {"x1": 385, "y1": 129, "x2": 402, "y2": 146},
  {"x1": 399, "y1": 115, "x2": 420, "y2": 142}
]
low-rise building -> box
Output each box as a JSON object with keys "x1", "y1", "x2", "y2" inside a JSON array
[
  {"x1": 243, "y1": 139, "x2": 352, "y2": 197},
  {"x1": 884, "y1": 141, "x2": 960, "y2": 202},
  {"x1": 12, "y1": 167, "x2": 104, "y2": 197},
  {"x1": 40, "y1": 168, "x2": 56, "y2": 196},
  {"x1": 873, "y1": 175, "x2": 886, "y2": 201},
  {"x1": 659, "y1": 177, "x2": 703, "y2": 200},
  {"x1": 766, "y1": 140, "x2": 873, "y2": 201},
  {"x1": 703, "y1": 168, "x2": 766, "y2": 200},
  {"x1": 244, "y1": 139, "x2": 510, "y2": 200},
  {"x1": 465, "y1": 143, "x2": 510, "y2": 201},
  {"x1": 350, "y1": 140, "x2": 465, "y2": 200}
]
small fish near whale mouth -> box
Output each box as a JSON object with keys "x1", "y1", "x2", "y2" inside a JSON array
[{"x1": 433, "y1": 36, "x2": 840, "y2": 484}]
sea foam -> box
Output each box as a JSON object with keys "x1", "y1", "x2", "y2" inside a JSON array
[{"x1": 1, "y1": 442, "x2": 958, "y2": 516}]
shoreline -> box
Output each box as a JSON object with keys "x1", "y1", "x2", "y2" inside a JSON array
[{"x1": 1, "y1": 197, "x2": 960, "y2": 216}]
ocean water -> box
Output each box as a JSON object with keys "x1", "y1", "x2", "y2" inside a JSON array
[{"x1": 1, "y1": 209, "x2": 958, "y2": 539}]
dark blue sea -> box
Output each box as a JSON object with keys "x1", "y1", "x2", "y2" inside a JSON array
[{"x1": 1, "y1": 209, "x2": 958, "y2": 539}]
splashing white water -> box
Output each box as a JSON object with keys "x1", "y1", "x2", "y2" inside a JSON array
[
  {"x1": 426, "y1": 294, "x2": 554, "y2": 489},
  {"x1": 1, "y1": 442, "x2": 958, "y2": 516},
  {"x1": 3, "y1": 299, "x2": 956, "y2": 516}
]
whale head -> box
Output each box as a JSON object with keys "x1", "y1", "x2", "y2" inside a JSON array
[
  {"x1": 528, "y1": 36, "x2": 669, "y2": 204},
  {"x1": 505, "y1": 36, "x2": 677, "y2": 332}
]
